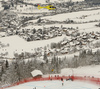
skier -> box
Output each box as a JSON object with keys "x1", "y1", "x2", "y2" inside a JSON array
[
  {"x1": 62, "y1": 82, "x2": 64, "y2": 86},
  {"x1": 62, "y1": 81, "x2": 64, "y2": 86}
]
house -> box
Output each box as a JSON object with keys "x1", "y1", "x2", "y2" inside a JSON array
[
  {"x1": 58, "y1": 32, "x2": 62, "y2": 36},
  {"x1": 60, "y1": 48, "x2": 68, "y2": 54},
  {"x1": 61, "y1": 40, "x2": 68, "y2": 46},
  {"x1": 31, "y1": 70, "x2": 43, "y2": 78},
  {"x1": 70, "y1": 42, "x2": 76, "y2": 47},
  {"x1": 0, "y1": 32, "x2": 6, "y2": 37}
]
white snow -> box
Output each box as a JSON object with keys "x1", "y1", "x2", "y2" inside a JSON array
[
  {"x1": 23, "y1": 0, "x2": 47, "y2": 4},
  {"x1": 23, "y1": 0, "x2": 84, "y2": 4},
  {"x1": 61, "y1": 65, "x2": 100, "y2": 78},
  {"x1": 0, "y1": 35, "x2": 66, "y2": 58},
  {"x1": 42, "y1": 9, "x2": 100, "y2": 21},
  {"x1": 34, "y1": 22, "x2": 100, "y2": 33},
  {"x1": 31, "y1": 70, "x2": 43, "y2": 77},
  {"x1": 5, "y1": 80, "x2": 99, "y2": 89},
  {"x1": 72, "y1": 14, "x2": 100, "y2": 22},
  {"x1": 26, "y1": 9, "x2": 100, "y2": 33},
  {"x1": 21, "y1": 21, "x2": 100, "y2": 33},
  {"x1": 50, "y1": 0, "x2": 84, "y2": 3}
]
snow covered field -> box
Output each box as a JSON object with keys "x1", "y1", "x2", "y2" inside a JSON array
[
  {"x1": 23, "y1": 0, "x2": 84, "y2": 4},
  {"x1": 5, "y1": 80, "x2": 99, "y2": 89},
  {"x1": 42, "y1": 9, "x2": 100, "y2": 21},
  {"x1": 27, "y1": 9, "x2": 100, "y2": 33},
  {"x1": 61, "y1": 65, "x2": 100, "y2": 78},
  {"x1": 0, "y1": 35, "x2": 66, "y2": 58},
  {"x1": 24, "y1": 22, "x2": 100, "y2": 34},
  {"x1": 31, "y1": 22, "x2": 100, "y2": 33}
]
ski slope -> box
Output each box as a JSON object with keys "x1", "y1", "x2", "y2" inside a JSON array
[
  {"x1": 5, "y1": 80, "x2": 99, "y2": 89},
  {"x1": 61, "y1": 65, "x2": 100, "y2": 78}
]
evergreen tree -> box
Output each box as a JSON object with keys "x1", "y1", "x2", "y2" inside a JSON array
[
  {"x1": 43, "y1": 52, "x2": 48, "y2": 61},
  {"x1": 5, "y1": 60, "x2": 9, "y2": 69},
  {"x1": 37, "y1": 18, "x2": 41, "y2": 23}
]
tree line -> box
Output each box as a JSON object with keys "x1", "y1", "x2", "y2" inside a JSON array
[{"x1": 1, "y1": 48, "x2": 100, "y2": 86}]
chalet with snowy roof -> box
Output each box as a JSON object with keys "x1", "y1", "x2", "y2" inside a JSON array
[
  {"x1": 61, "y1": 40, "x2": 68, "y2": 46},
  {"x1": 31, "y1": 70, "x2": 43, "y2": 78},
  {"x1": 60, "y1": 48, "x2": 68, "y2": 54}
]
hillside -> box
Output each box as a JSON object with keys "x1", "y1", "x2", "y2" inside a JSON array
[
  {"x1": 0, "y1": 0, "x2": 100, "y2": 87},
  {"x1": 23, "y1": 0, "x2": 84, "y2": 4},
  {"x1": 61, "y1": 65, "x2": 100, "y2": 78},
  {"x1": 0, "y1": 35, "x2": 66, "y2": 58}
]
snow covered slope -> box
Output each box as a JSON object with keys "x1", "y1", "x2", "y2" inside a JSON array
[
  {"x1": 0, "y1": 35, "x2": 66, "y2": 58},
  {"x1": 23, "y1": 0, "x2": 84, "y2": 4},
  {"x1": 61, "y1": 65, "x2": 100, "y2": 78},
  {"x1": 42, "y1": 9, "x2": 100, "y2": 21},
  {"x1": 5, "y1": 80, "x2": 99, "y2": 89},
  {"x1": 28, "y1": 9, "x2": 100, "y2": 33}
]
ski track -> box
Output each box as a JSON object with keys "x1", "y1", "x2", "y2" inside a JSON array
[{"x1": 5, "y1": 80, "x2": 99, "y2": 89}]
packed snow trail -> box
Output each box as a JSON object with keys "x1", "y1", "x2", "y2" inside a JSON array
[{"x1": 5, "y1": 80, "x2": 99, "y2": 89}]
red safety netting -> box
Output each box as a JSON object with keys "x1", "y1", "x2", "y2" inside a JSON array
[{"x1": 0, "y1": 75, "x2": 100, "y2": 89}]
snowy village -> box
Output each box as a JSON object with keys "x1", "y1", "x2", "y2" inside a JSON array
[{"x1": 0, "y1": 0, "x2": 100, "y2": 89}]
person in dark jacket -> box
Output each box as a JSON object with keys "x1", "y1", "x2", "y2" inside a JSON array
[{"x1": 61, "y1": 78, "x2": 63, "y2": 81}]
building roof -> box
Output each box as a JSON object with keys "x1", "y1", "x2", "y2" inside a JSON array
[{"x1": 31, "y1": 69, "x2": 43, "y2": 77}]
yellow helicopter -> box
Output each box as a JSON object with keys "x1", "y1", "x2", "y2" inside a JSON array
[{"x1": 37, "y1": 4, "x2": 56, "y2": 10}]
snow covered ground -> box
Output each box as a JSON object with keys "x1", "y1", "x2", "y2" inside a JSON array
[
  {"x1": 0, "y1": 35, "x2": 66, "y2": 58},
  {"x1": 41, "y1": 9, "x2": 100, "y2": 21},
  {"x1": 5, "y1": 80, "x2": 99, "y2": 89},
  {"x1": 0, "y1": 25, "x2": 100, "y2": 58},
  {"x1": 23, "y1": 0, "x2": 84, "y2": 4},
  {"x1": 26, "y1": 8, "x2": 100, "y2": 33},
  {"x1": 28, "y1": 22, "x2": 100, "y2": 33},
  {"x1": 61, "y1": 65, "x2": 100, "y2": 78}
]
